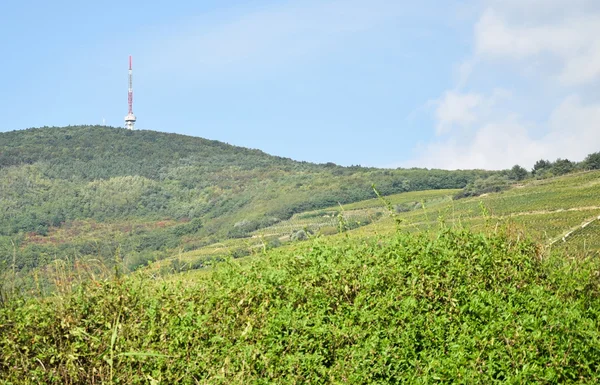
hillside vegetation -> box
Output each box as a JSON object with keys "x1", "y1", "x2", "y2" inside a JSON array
[
  {"x1": 2, "y1": 126, "x2": 600, "y2": 383},
  {"x1": 160, "y1": 170, "x2": 600, "y2": 274},
  {"x1": 364, "y1": 170, "x2": 600, "y2": 247},
  {"x1": 0, "y1": 126, "x2": 493, "y2": 274}
]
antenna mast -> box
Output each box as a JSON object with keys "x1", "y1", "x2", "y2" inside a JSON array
[{"x1": 124, "y1": 55, "x2": 136, "y2": 130}]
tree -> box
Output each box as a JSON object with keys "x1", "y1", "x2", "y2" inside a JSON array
[
  {"x1": 510, "y1": 165, "x2": 529, "y2": 181},
  {"x1": 583, "y1": 152, "x2": 600, "y2": 170},
  {"x1": 453, "y1": 175, "x2": 510, "y2": 199},
  {"x1": 551, "y1": 158, "x2": 574, "y2": 176},
  {"x1": 532, "y1": 159, "x2": 551, "y2": 175}
]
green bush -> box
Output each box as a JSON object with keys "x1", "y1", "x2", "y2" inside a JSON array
[
  {"x1": 2, "y1": 228, "x2": 600, "y2": 383},
  {"x1": 454, "y1": 175, "x2": 511, "y2": 199},
  {"x1": 291, "y1": 229, "x2": 309, "y2": 241}
]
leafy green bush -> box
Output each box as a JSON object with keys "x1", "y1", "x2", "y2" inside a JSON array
[
  {"x1": 124, "y1": 251, "x2": 155, "y2": 272},
  {"x1": 551, "y1": 158, "x2": 575, "y2": 176},
  {"x1": 171, "y1": 218, "x2": 203, "y2": 237},
  {"x1": 230, "y1": 247, "x2": 251, "y2": 259},
  {"x1": 266, "y1": 237, "x2": 282, "y2": 249},
  {"x1": 291, "y1": 229, "x2": 309, "y2": 241},
  {"x1": 454, "y1": 175, "x2": 511, "y2": 200},
  {"x1": 2, "y1": 228, "x2": 600, "y2": 383}
]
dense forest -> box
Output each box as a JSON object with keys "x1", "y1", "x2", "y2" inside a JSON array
[{"x1": 0, "y1": 125, "x2": 497, "y2": 271}]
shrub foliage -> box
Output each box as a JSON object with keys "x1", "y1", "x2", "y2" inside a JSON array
[{"x1": 2, "y1": 228, "x2": 600, "y2": 383}]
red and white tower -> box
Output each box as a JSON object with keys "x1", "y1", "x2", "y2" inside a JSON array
[{"x1": 124, "y1": 55, "x2": 137, "y2": 130}]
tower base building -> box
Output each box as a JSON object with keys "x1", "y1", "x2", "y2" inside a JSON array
[{"x1": 125, "y1": 113, "x2": 136, "y2": 130}]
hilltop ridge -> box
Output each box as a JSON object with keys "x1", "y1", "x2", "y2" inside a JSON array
[{"x1": 0, "y1": 125, "x2": 306, "y2": 180}]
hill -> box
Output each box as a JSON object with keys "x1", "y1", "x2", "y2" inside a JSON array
[
  {"x1": 2, "y1": 127, "x2": 600, "y2": 383},
  {"x1": 0, "y1": 125, "x2": 493, "y2": 273}
]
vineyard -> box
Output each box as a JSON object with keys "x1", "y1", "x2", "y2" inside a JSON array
[
  {"x1": 250, "y1": 189, "x2": 457, "y2": 239},
  {"x1": 363, "y1": 171, "x2": 600, "y2": 247},
  {"x1": 152, "y1": 171, "x2": 600, "y2": 275},
  {"x1": 552, "y1": 216, "x2": 600, "y2": 257}
]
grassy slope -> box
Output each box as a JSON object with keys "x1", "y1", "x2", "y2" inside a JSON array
[
  {"x1": 358, "y1": 171, "x2": 600, "y2": 246},
  {"x1": 156, "y1": 171, "x2": 600, "y2": 274},
  {"x1": 161, "y1": 189, "x2": 459, "y2": 270}
]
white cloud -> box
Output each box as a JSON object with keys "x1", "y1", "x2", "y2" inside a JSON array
[
  {"x1": 434, "y1": 91, "x2": 482, "y2": 134},
  {"x1": 406, "y1": 95, "x2": 600, "y2": 170},
  {"x1": 432, "y1": 88, "x2": 510, "y2": 135},
  {"x1": 456, "y1": 58, "x2": 478, "y2": 89},
  {"x1": 545, "y1": 95, "x2": 600, "y2": 159},
  {"x1": 406, "y1": 119, "x2": 536, "y2": 170},
  {"x1": 404, "y1": 0, "x2": 600, "y2": 170},
  {"x1": 474, "y1": 7, "x2": 600, "y2": 86}
]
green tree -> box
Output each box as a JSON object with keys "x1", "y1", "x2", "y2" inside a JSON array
[
  {"x1": 454, "y1": 175, "x2": 510, "y2": 199},
  {"x1": 532, "y1": 159, "x2": 551, "y2": 175},
  {"x1": 509, "y1": 165, "x2": 529, "y2": 181},
  {"x1": 583, "y1": 152, "x2": 600, "y2": 170},
  {"x1": 551, "y1": 158, "x2": 574, "y2": 176}
]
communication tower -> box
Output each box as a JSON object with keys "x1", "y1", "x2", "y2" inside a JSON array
[{"x1": 124, "y1": 55, "x2": 136, "y2": 130}]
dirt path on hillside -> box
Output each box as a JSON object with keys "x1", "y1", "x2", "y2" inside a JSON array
[
  {"x1": 403, "y1": 206, "x2": 600, "y2": 225},
  {"x1": 391, "y1": 206, "x2": 600, "y2": 240},
  {"x1": 499, "y1": 206, "x2": 600, "y2": 218},
  {"x1": 547, "y1": 214, "x2": 600, "y2": 247}
]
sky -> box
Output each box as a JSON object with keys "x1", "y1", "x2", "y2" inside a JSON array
[{"x1": 0, "y1": 0, "x2": 599, "y2": 170}]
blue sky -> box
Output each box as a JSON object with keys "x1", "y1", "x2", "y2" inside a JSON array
[{"x1": 1, "y1": 0, "x2": 599, "y2": 169}]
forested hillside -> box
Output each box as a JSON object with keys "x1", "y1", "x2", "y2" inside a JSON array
[{"x1": 0, "y1": 126, "x2": 493, "y2": 272}]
